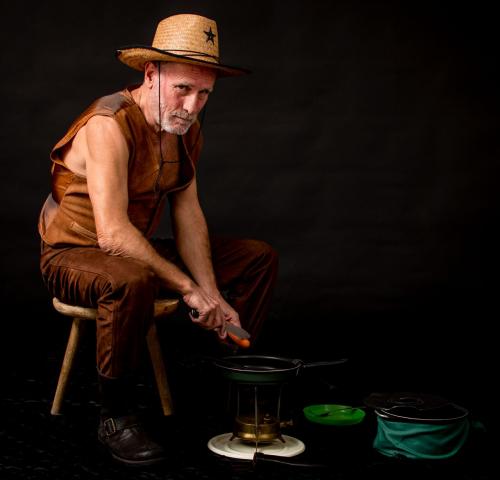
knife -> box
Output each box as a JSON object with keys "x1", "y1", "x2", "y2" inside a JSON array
[
  {"x1": 189, "y1": 309, "x2": 251, "y2": 347},
  {"x1": 226, "y1": 323, "x2": 251, "y2": 339}
]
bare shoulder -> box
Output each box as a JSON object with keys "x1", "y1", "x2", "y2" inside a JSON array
[
  {"x1": 63, "y1": 115, "x2": 128, "y2": 176},
  {"x1": 85, "y1": 114, "x2": 121, "y2": 135},
  {"x1": 85, "y1": 115, "x2": 126, "y2": 148}
]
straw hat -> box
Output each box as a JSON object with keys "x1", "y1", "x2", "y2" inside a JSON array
[{"x1": 116, "y1": 13, "x2": 249, "y2": 77}]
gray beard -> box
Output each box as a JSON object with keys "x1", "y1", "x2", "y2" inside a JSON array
[{"x1": 161, "y1": 123, "x2": 191, "y2": 135}]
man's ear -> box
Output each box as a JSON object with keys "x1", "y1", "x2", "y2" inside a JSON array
[{"x1": 143, "y1": 62, "x2": 156, "y2": 88}]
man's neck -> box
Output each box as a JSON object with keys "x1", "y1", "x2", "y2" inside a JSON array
[{"x1": 131, "y1": 84, "x2": 160, "y2": 132}]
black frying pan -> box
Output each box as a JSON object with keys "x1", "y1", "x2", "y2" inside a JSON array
[{"x1": 213, "y1": 355, "x2": 348, "y2": 384}]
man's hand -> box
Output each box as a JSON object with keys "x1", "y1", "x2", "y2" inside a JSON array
[{"x1": 183, "y1": 287, "x2": 240, "y2": 339}]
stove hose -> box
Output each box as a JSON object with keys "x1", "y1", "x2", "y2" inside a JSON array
[{"x1": 253, "y1": 452, "x2": 329, "y2": 470}]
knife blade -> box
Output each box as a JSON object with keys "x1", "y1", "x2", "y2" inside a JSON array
[
  {"x1": 189, "y1": 309, "x2": 251, "y2": 339},
  {"x1": 226, "y1": 323, "x2": 251, "y2": 339}
]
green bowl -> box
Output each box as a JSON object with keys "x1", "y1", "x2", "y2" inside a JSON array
[{"x1": 303, "y1": 404, "x2": 366, "y2": 426}]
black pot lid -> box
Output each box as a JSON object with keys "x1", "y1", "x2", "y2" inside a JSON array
[
  {"x1": 375, "y1": 403, "x2": 469, "y2": 423},
  {"x1": 364, "y1": 392, "x2": 450, "y2": 410},
  {"x1": 364, "y1": 392, "x2": 468, "y2": 423}
]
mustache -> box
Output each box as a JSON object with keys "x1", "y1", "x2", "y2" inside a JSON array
[{"x1": 170, "y1": 110, "x2": 196, "y2": 122}]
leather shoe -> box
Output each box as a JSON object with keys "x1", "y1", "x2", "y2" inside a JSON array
[{"x1": 98, "y1": 415, "x2": 166, "y2": 466}]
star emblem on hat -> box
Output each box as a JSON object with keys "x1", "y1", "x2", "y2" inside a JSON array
[{"x1": 204, "y1": 26, "x2": 216, "y2": 44}]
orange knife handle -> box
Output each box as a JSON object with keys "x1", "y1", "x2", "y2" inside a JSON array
[{"x1": 228, "y1": 331, "x2": 251, "y2": 348}]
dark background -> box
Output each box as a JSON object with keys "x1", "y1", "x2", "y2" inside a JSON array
[{"x1": 1, "y1": 0, "x2": 498, "y2": 449}]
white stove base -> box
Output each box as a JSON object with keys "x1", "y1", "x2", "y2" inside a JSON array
[{"x1": 207, "y1": 432, "x2": 305, "y2": 460}]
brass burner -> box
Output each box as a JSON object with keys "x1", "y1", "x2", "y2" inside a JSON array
[{"x1": 232, "y1": 413, "x2": 284, "y2": 443}]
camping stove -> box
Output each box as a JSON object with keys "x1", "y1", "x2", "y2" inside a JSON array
[{"x1": 208, "y1": 357, "x2": 305, "y2": 460}]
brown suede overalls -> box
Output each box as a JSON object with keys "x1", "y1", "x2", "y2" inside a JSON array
[{"x1": 38, "y1": 87, "x2": 278, "y2": 378}]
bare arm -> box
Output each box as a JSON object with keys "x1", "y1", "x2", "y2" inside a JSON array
[
  {"x1": 170, "y1": 179, "x2": 241, "y2": 330},
  {"x1": 170, "y1": 179, "x2": 217, "y2": 292}
]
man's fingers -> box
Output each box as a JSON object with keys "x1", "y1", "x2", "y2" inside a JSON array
[{"x1": 184, "y1": 291, "x2": 227, "y2": 335}]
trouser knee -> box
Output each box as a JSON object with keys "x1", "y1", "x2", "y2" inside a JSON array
[
  {"x1": 119, "y1": 268, "x2": 157, "y2": 304},
  {"x1": 245, "y1": 239, "x2": 279, "y2": 267}
]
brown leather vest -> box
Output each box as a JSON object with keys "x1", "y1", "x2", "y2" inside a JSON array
[{"x1": 38, "y1": 86, "x2": 203, "y2": 247}]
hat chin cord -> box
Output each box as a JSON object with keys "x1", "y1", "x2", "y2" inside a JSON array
[
  {"x1": 154, "y1": 61, "x2": 166, "y2": 194},
  {"x1": 153, "y1": 61, "x2": 205, "y2": 193},
  {"x1": 157, "y1": 62, "x2": 165, "y2": 162}
]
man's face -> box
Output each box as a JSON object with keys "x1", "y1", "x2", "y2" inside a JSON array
[{"x1": 151, "y1": 62, "x2": 217, "y2": 135}]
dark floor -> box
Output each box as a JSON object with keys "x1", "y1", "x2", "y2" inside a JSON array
[{"x1": 0, "y1": 311, "x2": 494, "y2": 480}]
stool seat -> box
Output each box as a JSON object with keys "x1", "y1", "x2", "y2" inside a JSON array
[
  {"x1": 51, "y1": 297, "x2": 179, "y2": 416},
  {"x1": 52, "y1": 297, "x2": 179, "y2": 320}
]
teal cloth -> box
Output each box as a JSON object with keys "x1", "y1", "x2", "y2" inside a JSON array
[{"x1": 374, "y1": 416, "x2": 470, "y2": 460}]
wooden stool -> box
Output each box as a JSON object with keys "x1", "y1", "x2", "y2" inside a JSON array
[{"x1": 51, "y1": 297, "x2": 179, "y2": 416}]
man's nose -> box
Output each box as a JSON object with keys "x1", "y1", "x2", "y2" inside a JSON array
[{"x1": 183, "y1": 94, "x2": 203, "y2": 115}]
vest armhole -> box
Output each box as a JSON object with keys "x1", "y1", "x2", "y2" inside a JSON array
[{"x1": 50, "y1": 91, "x2": 134, "y2": 165}]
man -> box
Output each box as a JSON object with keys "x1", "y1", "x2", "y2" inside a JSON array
[{"x1": 38, "y1": 13, "x2": 278, "y2": 466}]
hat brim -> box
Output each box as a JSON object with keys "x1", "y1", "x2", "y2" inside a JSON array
[{"x1": 116, "y1": 46, "x2": 250, "y2": 77}]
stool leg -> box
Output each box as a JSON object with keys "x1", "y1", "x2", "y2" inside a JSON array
[
  {"x1": 146, "y1": 323, "x2": 173, "y2": 416},
  {"x1": 51, "y1": 318, "x2": 83, "y2": 415}
]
